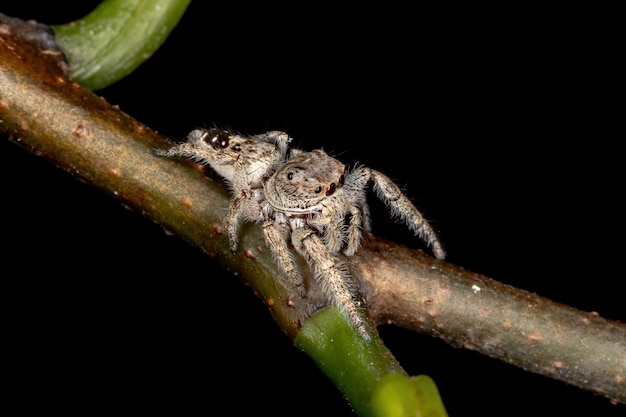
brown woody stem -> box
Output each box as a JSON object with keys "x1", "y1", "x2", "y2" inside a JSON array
[{"x1": 1, "y1": 13, "x2": 624, "y2": 406}]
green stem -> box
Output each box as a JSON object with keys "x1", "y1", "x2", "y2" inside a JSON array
[
  {"x1": 52, "y1": 0, "x2": 191, "y2": 90},
  {"x1": 296, "y1": 307, "x2": 447, "y2": 417}
]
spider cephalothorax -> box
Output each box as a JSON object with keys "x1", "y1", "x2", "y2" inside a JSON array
[{"x1": 156, "y1": 128, "x2": 445, "y2": 341}]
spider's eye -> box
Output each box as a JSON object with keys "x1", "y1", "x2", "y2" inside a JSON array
[
  {"x1": 326, "y1": 183, "x2": 336, "y2": 196},
  {"x1": 202, "y1": 130, "x2": 229, "y2": 149},
  {"x1": 211, "y1": 134, "x2": 229, "y2": 149},
  {"x1": 287, "y1": 172, "x2": 294, "y2": 180},
  {"x1": 314, "y1": 186, "x2": 323, "y2": 194},
  {"x1": 338, "y1": 175, "x2": 345, "y2": 188}
]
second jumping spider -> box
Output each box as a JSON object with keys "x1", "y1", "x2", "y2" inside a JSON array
[{"x1": 156, "y1": 128, "x2": 445, "y2": 341}]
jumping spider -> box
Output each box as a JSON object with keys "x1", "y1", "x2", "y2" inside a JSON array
[{"x1": 155, "y1": 128, "x2": 445, "y2": 341}]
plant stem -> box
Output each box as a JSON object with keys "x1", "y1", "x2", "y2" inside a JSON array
[
  {"x1": 52, "y1": 0, "x2": 191, "y2": 90},
  {"x1": 1, "y1": 12, "x2": 624, "y2": 410}
]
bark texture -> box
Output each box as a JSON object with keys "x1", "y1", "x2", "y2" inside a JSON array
[{"x1": 1, "y1": 13, "x2": 624, "y2": 405}]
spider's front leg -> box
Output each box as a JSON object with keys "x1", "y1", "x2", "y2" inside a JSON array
[
  {"x1": 291, "y1": 227, "x2": 371, "y2": 342},
  {"x1": 222, "y1": 132, "x2": 291, "y2": 251},
  {"x1": 345, "y1": 167, "x2": 446, "y2": 260},
  {"x1": 261, "y1": 220, "x2": 307, "y2": 298}
]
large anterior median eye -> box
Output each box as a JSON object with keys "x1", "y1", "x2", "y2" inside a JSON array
[
  {"x1": 201, "y1": 129, "x2": 229, "y2": 149},
  {"x1": 325, "y1": 183, "x2": 336, "y2": 196}
]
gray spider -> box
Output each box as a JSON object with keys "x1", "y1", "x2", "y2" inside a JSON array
[{"x1": 155, "y1": 128, "x2": 445, "y2": 341}]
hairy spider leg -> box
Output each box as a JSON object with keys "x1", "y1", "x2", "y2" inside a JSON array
[
  {"x1": 369, "y1": 169, "x2": 446, "y2": 260},
  {"x1": 341, "y1": 166, "x2": 372, "y2": 256},
  {"x1": 291, "y1": 227, "x2": 371, "y2": 342},
  {"x1": 224, "y1": 156, "x2": 264, "y2": 251},
  {"x1": 261, "y1": 220, "x2": 307, "y2": 298}
]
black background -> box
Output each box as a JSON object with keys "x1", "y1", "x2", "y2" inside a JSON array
[{"x1": 2, "y1": 2, "x2": 623, "y2": 415}]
